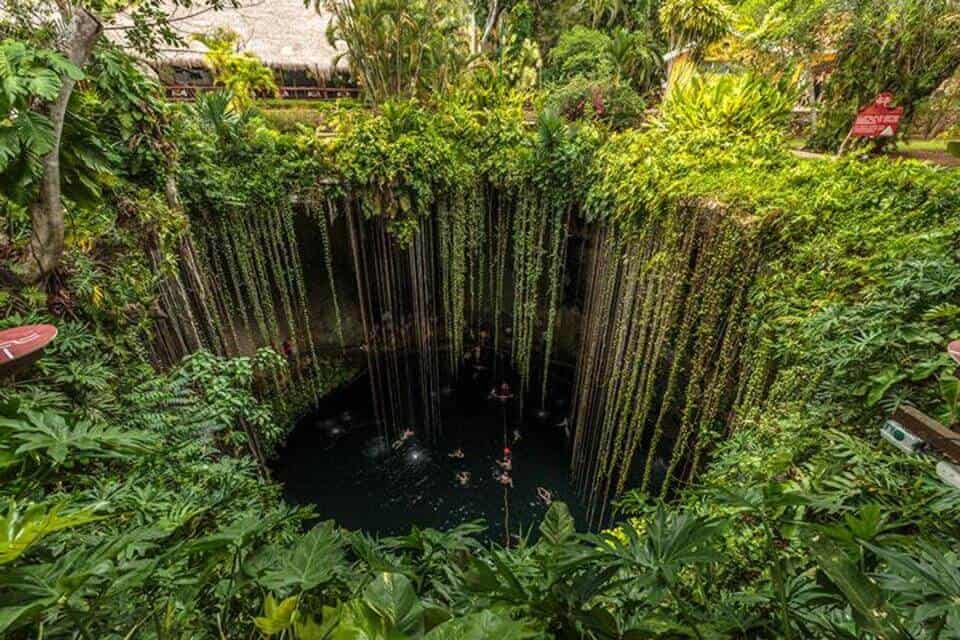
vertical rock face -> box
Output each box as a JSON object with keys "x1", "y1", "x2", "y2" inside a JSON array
[
  {"x1": 170, "y1": 181, "x2": 766, "y2": 525},
  {"x1": 571, "y1": 200, "x2": 767, "y2": 526},
  {"x1": 151, "y1": 203, "x2": 325, "y2": 403},
  {"x1": 335, "y1": 183, "x2": 559, "y2": 444}
]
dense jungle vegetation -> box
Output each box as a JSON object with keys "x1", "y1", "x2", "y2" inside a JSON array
[{"x1": 3, "y1": 0, "x2": 960, "y2": 638}]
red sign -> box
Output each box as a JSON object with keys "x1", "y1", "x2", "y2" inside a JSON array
[
  {"x1": 0, "y1": 325, "x2": 58, "y2": 376},
  {"x1": 852, "y1": 93, "x2": 904, "y2": 138}
]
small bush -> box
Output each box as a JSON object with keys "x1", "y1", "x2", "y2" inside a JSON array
[
  {"x1": 545, "y1": 76, "x2": 646, "y2": 130},
  {"x1": 547, "y1": 26, "x2": 614, "y2": 82},
  {"x1": 659, "y1": 72, "x2": 796, "y2": 136}
]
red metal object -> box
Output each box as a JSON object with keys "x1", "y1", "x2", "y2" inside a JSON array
[
  {"x1": 0, "y1": 324, "x2": 58, "y2": 379},
  {"x1": 851, "y1": 93, "x2": 904, "y2": 138}
]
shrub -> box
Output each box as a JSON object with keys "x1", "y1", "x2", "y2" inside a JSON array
[
  {"x1": 547, "y1": 26, "x2": 614, "y2": 82},
  {"x1": 658, "y1": 72, "x2": 796, "y2": 136},
  {"x1": 545, "y1": 75, "x2": 646, "y2": 130}
]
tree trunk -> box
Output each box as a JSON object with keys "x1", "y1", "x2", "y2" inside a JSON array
[
  {"x1": 479, "y1": 0, "x2": 504, "y2": 52},
  {"x1": 20, "y1": 7, "x2": 103, "y2": 284}
]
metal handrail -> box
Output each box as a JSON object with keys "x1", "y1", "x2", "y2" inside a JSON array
[{"x1": 164, "y1": 85, "x2": 361, "y2": 101}]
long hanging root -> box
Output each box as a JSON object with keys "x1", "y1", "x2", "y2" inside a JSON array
[{"x1": 570, "y1": 202, "x2": 766, "y2": 528}]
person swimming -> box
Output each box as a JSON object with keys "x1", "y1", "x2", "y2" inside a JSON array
[
  {"x1": 392, "y1": 429, "x2": 415, "y2": 450},
  {"x1": 490, "y1": 381, "x2": 514, "y2": 401},
  {"x1": 536, "y1": 487, "x2": 553, "y2": 505},
  {"x1": 496, "y1": 447, "x2": 512, "y2": 471},
  {"x1": 493, "y1": 446, "x2": 514, "y2": 487},
  {"x1": 456, "y1": 471, "x2": 471, "y2": 486},
  {"x1": 448, "y1": 448, "x2": 465, "y2": 459}
]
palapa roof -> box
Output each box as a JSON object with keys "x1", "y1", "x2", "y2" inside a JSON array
[{"x1": 116, "y1": 0, "x2": 348, "y2": 74}]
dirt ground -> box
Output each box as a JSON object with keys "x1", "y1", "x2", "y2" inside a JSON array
[{"x1": 889, "y1": 149, "x2": 960, "y2": 167}]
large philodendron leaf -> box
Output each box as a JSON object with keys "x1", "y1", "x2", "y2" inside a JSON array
[
  {"x1": 362, "y1": 572, "x2": 425, "y2": 637},
  {"x1": 0, "y1": 501, "x2": 103, "y2": 565},
  {"x1": 0, "y1": 409, "x2": 155, "y2": 468},
  {"x1": 424, "y1": 610, "x2": 532, "y2": 640},
  {"x1": 255, "y1": 521, "x2": 346, "y2": 594}
]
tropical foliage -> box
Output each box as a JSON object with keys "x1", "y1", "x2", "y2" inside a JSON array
[
  {"x1": 321, "y1": 0, "x2": 475, "y2": 103},
  {"x1": 736, "y1": 0, "x2": 960, "y2": 149},
  {"x1": 196, "y1": 29, "x2": 279, "y2": 108},
  {"x1": 3, "y1": 1, "x2": 960, "y2": 639},
  {"x1": 0, "y1": 40, "x2": 82, "y2": 200}
]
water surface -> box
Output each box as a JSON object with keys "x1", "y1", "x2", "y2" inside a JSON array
[{"x1": 274, "y1": 365, "x2": 585, "y2": 542}]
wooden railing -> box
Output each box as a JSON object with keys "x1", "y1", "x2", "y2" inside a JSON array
[{"x1": 164, "y1": 85, "x2": 361, "y2": 101}]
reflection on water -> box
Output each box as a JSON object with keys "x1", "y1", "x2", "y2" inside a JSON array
[{"x1": 273, "y1": 365, "x2": 585, "y2": 541}]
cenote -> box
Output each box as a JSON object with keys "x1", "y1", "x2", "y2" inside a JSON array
[
  {"x1": 10, "y1": 2, "x2": 960, "y2": 635},
  {"x1": 275, "y1": 353, "x2": 600, "y2": 541},
  {"x1": 270, "y1": 201, "x2": 683, "y2": 538}
]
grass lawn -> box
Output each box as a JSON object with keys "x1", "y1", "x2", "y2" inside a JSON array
[
  {"x1": 899, "y1": 138, "x2": 951, "y2": 152},
  {"x1": 789, "y1": 136, "x2": 958, "y2": 167}
]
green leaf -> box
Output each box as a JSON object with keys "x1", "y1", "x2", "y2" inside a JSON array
[
  {"x1": 0, "y1": 125, "x2": 21, "y2": 168},
  {"x1": 0, "y1": 500, "x2": 104, "y2": 565},
  {"x1": 295, "y1": 605, "x2": 341, "y2": 640},
  {"x1": 254, "y1": 593, "x2": 299, "y2": 636},
  {"x1": 808, "y1": 537, "x2": 906, "y2": 640},
  {"x1": 539, "y1": 501, "x2": 575, "y2": 546},
  {"x1": 26, "y1": 68, "x2": 61, "y2": 100},
  {"x1": 257, "y1": 521, "x2": 345, "y2": 593},
  {"x1": 425, "y1": 610, "x2": 531, "y2": 640},
  {"x1": 362, "y1": 572, "x2": 424, "y2": 636},
  {"x1": 15, "y1": 110, "x2": 55, "y2": 157},
  {"x1": 0, "y1": 598, "x2": 57, "y2": 635},
  {"x1": 865, "y1": 368, "x2": 907, "y2": 406}
]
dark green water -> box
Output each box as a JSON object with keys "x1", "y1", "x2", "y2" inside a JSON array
[{"x1": 274, "y1": 362, "x2": 585, "y2": 542}]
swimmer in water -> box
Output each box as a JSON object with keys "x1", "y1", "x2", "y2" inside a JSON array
[
  {"x1": 392, "y1": 429, "x2": 415, "y2": 450},
  {"x1": 537, "y1": 487, "x2": 553, "y2": 505},
  {"x1": 496, "y1": 472, "x2": 514, "y2": 488},
  {"x1": 497, "y1": 447, "x2": 512, "y2": 471},
  {"x1": 512, "y1": 429, "x2": 522, "y2": 444},
  {"x1": 456, "y1": 471, "x2": 471, "y2": 486},
  {"x1": 490, "y1": 381, "x2": 514, "y2": 401},
  {"x1": 448, "y1": 448, "x2": 465, "y2": 459}
]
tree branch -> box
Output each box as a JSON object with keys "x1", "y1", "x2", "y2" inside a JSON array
[{"x1": 479, "y1": 0, "x2": 505, "y2": 52}]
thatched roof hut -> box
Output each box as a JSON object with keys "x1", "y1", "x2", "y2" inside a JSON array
[{"x1": 116, "y1": 0, "x2": 348, "y2": 78}]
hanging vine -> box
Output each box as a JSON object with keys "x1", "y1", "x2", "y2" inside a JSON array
[
  {"x1": 540, "y1": 205, "x2": 571, "y2": 407},
  {"x1": 570, "y1": 200, "x2": 767, "y2": 527},
  {"x1": 321, "y1": 198, "x2": 346, "y2": 349}
]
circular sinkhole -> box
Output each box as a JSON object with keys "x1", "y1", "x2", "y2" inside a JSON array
[{"x1": 273, "y1": 357, "x2": 588, "y2": 542}]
